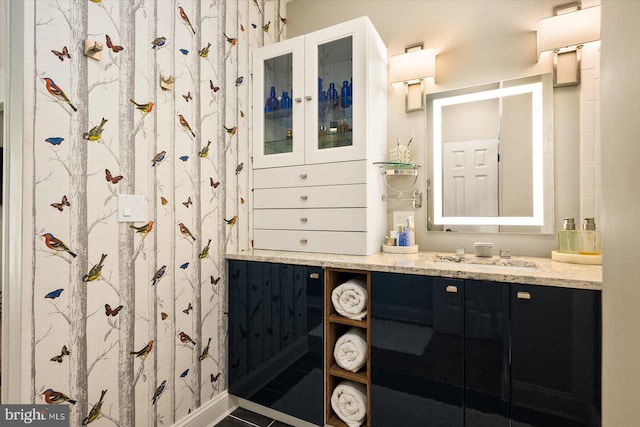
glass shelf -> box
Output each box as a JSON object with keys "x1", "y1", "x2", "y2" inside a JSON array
[{"x1": 374, "y1": 162, "x2": 421, "y2": 176}]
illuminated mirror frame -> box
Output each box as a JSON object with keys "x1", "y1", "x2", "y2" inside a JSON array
[{"x1": 432, "y1": 82, "x2": 544, "y2": 226}]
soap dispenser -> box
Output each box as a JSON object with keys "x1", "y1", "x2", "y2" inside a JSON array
[
  {"x1": 579, "y1": 218, "x2": 601, "y2": 255},
  {"x1": 558, "y1": 218, "x2": 578, "y2": 254}
]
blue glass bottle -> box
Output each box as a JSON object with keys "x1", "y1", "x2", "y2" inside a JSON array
[
  {"x1": 328, "y1": 82, "x2": 338, "y2": 109},
  {"x1": 281, "y1": 91, "x2": 291, "y2": 109},
  {"x1": 341, "y1": 80, "x2": 350, "y2": 108},
  {"x1": 348, "y1": 79, "x2": 353, "y2": 106},
  {"x1": 265, "y1": 86, "x2": 278, "y2": 112}
]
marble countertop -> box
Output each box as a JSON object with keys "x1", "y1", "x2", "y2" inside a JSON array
[{"x1": 225, "y1": 249, "x2": 602, "y2": 290}]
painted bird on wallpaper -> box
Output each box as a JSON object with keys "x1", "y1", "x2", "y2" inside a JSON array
[
  {"x1": 45, "y1": 289, "x2": 64, "y2": 299},
  {"x1": 151, "y1": 151, "x2": 166, "y2": 167},
  {"x1": 241, "y1": 24, "x2": 245, "y2": 32},
  {"x1": 199, "y1": 238, "x2": 211, "y2": 259},
  {"x1": 225, "y1": 216, "x2": 238, "y2": 226},
  {"x1": 151, "y1": 36, "x2": 167, "y2": 49},
  {"x1": 42, "y1": 233, "x2": 77, "y2": 257},
  {"x1": 178, "y1": 223, "x2": 196, "y2": 241},
  {"x1": 82, "y1": 389, "x2": 107, "y2": 425},
  {"x1": 51, "y1": 46, "x2": 70, "y2": 62},
  {"x1": 50, "y1": 345, "x2": 70, "y2": 364},
  {"x1": 177, "y1": 114, "x2": 196, "y2": 137},
  {"x1": 178, "y1": 6, "x2": 196, "y2": 34},
  {"x1": 280, "y1": 14, "x2": 287, "y2": 25},
  {"x1": 82, "y1": 253, "x2": 107, "y2": 282},
  {"x1": 129, "y1": 221, "x2": 154, "y2": 237},
  {"x1": 105, "y1": 34, "x2": 123, "y2": 53},
  {"x1": 130, "y1": 340, "x2": 154, "y2": 361},
  {"x1": 42, "y1": 388, "x2": 77, "y2": 405},
  {"x1": 199, "y1": 42, "x2": 211, "y2": 58},
  {"x1": 199, "y1": 140, "x2": 211, "y2": 158},
  {"x1": 129, "y1": 98, "x2": 154, "y2": 114},
  {"x1": 83, "y1": 117, "x2": 108, "y2": 141},
  {"x1": 235, "y1": 162, "x2": 244, "y2": 175},
  {"x1": 42, "y1": 77, "x2": 77, "y2": 112},
  {"x1": 199, "y1": 337, "x2": 212, "y2": 361},
  {"x1": 223, "y1": 33, "x2": 237, "y2": 46},
  {"x1": 152, "y1": 380, "x2": 166, "y2": 405},
  {"x1": 263, "y1": 21, "x2": 271, "y2": 32},
  {"x1": 151, "y1": 265, "x2": 166, "y2": 286},
  {"x1": 45, "y1": 137, "x2": 64, "y2": 145},
  {"x1": 50, "y1": 195, "x2": 70, "y2": 212},
  {"x1": 178, "y1": 331, "x2": 196, "y2": 345},
  {"x1": 224, "y1": 125, "x2": 237, "y2": 136},
  {"x1": 235, "y1": 76, "x2": 244, "y2": 86}
]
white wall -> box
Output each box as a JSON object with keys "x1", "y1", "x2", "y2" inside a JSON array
[
  {"x1": 601, "y1": 1, "x2": 640, "y2": 424},
  {"x1": 287, "y1": 0, "x2": 588, "y2": 257}
]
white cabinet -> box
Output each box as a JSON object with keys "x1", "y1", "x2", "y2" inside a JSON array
[{"x1": 252, "y1": 17, "x2": 387, "y2": 255}]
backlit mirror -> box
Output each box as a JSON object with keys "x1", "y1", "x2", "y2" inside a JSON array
[{"x1": 426, "y1": 74, "x2": 554, "y2": 233}]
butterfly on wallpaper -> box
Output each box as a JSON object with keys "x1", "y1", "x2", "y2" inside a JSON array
[
  {"x1": 180, "y1": 369, "x2": 189, "y2": 378},
  {"x1": 182, "y1": 196, "x2": 192, "y2": 208},
  {"x1": 182, "y1": 302, "x2": 193, "y2": 314},
  {"x1": 180, "y1": 262, "x2": 189, "y2": 270},
  {"x1": 240, "y1": 197, "x2": 245, "y2": 205},
  {"x1": 50, "y1": 345, "x2": 70, "y2": 364},
  {"x1": 105, "y1": 168, "x2": 123, "y2": 184},
  {"x1": 105, "y1": 303, "x2": 123, "y2": 317},
  {"x1": 211, "y1": 276, "x2": 220, "y2": 285},
  {"x1": 161, "y1": 196, "x2": 168, "y2": 206},
  {"x1": 210, "y1": 178, "x2": 220, "y2": 188},
  {"x1": 51, "y1": 195, "x2": 70, "y2": 212},
  {"x1": 161, "y1": 312, "x2": 169, "y2": 321},
  {"x1": 179, "y1": 48, "x2": 189, "y2": 55},
  {"x1": 182, "y1": 91, "x2": 192, "y2": 102},
  {"x1": 179, "y1": 155, "x2": 189, "y2": 162},
  {"x1": 51, "y1": 46, "x2": 70, "y2": 62},
  {"x1": 45, "y1": 288, "x2": 64, "y2": 299},
  {"x1": 45, "y1": 137, "x2": 64, "y2": 145},
  {"x1": 209, "y1": 80, "x2": 220, "y2": 92},
  {"x1": 240, "y1": 110, "x2": 245, "y2": 118},
  {"x1": 106, "y1": 34, "x2": 124, "y2": 53},
  {"x1": 240, "y1": 24, "x2": 245, "y2": 32}
]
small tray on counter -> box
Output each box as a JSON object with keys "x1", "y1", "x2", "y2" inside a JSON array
[{"x1": 551, "y1": 250, "x2": 601, "y2": 265}]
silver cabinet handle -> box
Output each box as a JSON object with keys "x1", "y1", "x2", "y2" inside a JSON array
[
  {"x1": 300, "y1": 173, "x2": 308, "y2": 179},
  {"x1": 300, "y1": 217, "x2": 308, "y2": 223},
  {"x1": 300, "y1": 239, "x2": 308, "y2": 244},
  {"x1": 300, "y1": 195, "x2": 308, "y2": 201},
  {"x1": 446, "y1": 285, "x2": 458, "y2": 293},
  {"x1": 305, "y1": 95, "x2": 312, "y2": 101},
  {"x1": 517, "y1": 291, "x2": 531, "y2": 300},
  {"x1": 309, "y1": 272, "x2": 320, "y2": 279},
  {"x1": 295, "y1": 97, "x2": 302, "y2": 103}
]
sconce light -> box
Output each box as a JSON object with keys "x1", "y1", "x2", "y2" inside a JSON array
[
  {"x1": 537, "y1": 3, "x2": 601, "y2": 87},
  {"x1": 389, "y1": 45, "x2": 436, "y2": 112}
]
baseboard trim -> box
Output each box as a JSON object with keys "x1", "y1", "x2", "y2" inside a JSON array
[{"x1": 172, "y1": 391, "x2": 236, "y2": 427}]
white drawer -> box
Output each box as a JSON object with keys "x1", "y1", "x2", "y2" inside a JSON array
[
  {"x1": 254, "y1": 184, "x2": 367, "y2": 209},
  {"x1": 253, "y1": 160, "x2": 367, "y2": 189},
  {"x1": 253, "y1": 229, "x2": 369, "y2": 255},
  {"x1": 254, "y1": 208, "x2": 367, "y2": 231}
]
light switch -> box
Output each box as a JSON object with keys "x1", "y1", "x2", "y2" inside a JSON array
[{"x1": 117, "y1": 194, "x2": 147, "y2": 223}]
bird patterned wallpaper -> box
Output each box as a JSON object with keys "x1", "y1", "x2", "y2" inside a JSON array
[{"x1": 24, "y1": 0, "x2": 287, "y2": 425}]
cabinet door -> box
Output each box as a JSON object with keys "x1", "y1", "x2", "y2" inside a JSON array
[
  {"x1": 253, "y1": 36, "x2": 305, "y2": 169},
  {"x1": 511, "y1": 285, "x2": 601, "y2": 427},
  {"x1": 228, "y1": 261, "x2": 325, "y2": 426},
  {"x1": 465, "y1": 280, "x2": 510, "y2": 427},
  {"x1": 371, "y1": 273, "x2": 464, "y2": 427}
]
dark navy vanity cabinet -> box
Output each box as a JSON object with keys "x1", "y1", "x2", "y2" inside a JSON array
[{"x1": 228, "y1": 260, "x2": 324, "y2": 426}]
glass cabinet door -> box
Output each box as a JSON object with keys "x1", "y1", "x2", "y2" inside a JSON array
[
  {"x1": 316, "y1": 36, "x2": 353, "y2": 151},
  {"x1": 263, "y1": 53, "x2": 294, "y2": 156}
]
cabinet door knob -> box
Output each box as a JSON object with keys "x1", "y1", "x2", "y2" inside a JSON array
[
  {"x1": 309, "y1": 272, "x2": 320, "y2": 279},
  {"x1": 305, "y1": 95, "x2": 312, "y2": 101},
  {"x1": 300, "y1": 217, "x2": 308, "y2": 223},
  {"x1": 299, "y1": 173, "x2": 308, "y2": 179},
  {"x1": 300, "y1": 239, "x2": 308, "y2": 244},
  {"x1": 517, "y1": 291, "x2": 531, "y2": 300},
  {"x1": 300, "y1": 195, "x2": 308, "y2": 201},
  {"x1": 295, "y1": 97, "x2": 302, "y2": 103},
  {"x1": 446, "y1": 285, "x2": 458, "y2": 293}
]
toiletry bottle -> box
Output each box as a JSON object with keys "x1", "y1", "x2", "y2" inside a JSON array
[
  {"x1": 405, "y1": 218, "x2": 414, "y2": 246},
  {"x1": 579, "y1": 218, "x2": 601, "y2": 255},
  {"x1": 558, "y1": 218, "x2": 578, "y2": 254}
]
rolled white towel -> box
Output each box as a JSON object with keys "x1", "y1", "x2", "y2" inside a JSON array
[
  {"x1": 330, "y1": 380, "x2": 367, "y2": 427},
  {"x1": 334, "y1": 328, "x2": 367, "y2": 373},
  {"x1": 331, "y1": 278, "x2": 367, "y2": 320}
]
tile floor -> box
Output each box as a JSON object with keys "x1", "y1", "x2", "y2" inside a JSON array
[{"x1": 213, "y1": 407, "x2": 295, "y2": 427}]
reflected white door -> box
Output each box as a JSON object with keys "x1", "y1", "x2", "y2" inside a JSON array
[{"x1": 443, "y1": 139, "x2": 499, "y2": 232}]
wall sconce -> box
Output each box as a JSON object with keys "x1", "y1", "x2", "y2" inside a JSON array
[
  {"x1": 537, "y1": 3, "x2": 601, "y2": 87},
  {"x1": 389, "y1": 45, "x2": 436, "y2": 112}
]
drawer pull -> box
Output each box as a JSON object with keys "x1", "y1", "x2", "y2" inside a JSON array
[
  {"x1": 295, "y1": 97, "x2": 302, "y2": 103},
  {"x1": 446, "y1": 285, "x2": 458, "y2": 293},
  {"x1": 517, "y1": 291, "x2": 531, "y2": 300},
  {"x1": 309, "y1": 272, "x2": 320, "y2": 279},
  {"x1": 300, "y1": 173, "x2": 308, "y2": 179},
  {"x1": 300, "y1": 195, "x2": 308, "y2": 201},
  {"x1": 305, "y1": 95, "x2": 312, "y2": 101},
  {"x1": 300, "y1": 239, "x2": 308, "y2": 244},
  {"x1": 300, "y1": 217, "x2": 308, "y2": 223}
]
